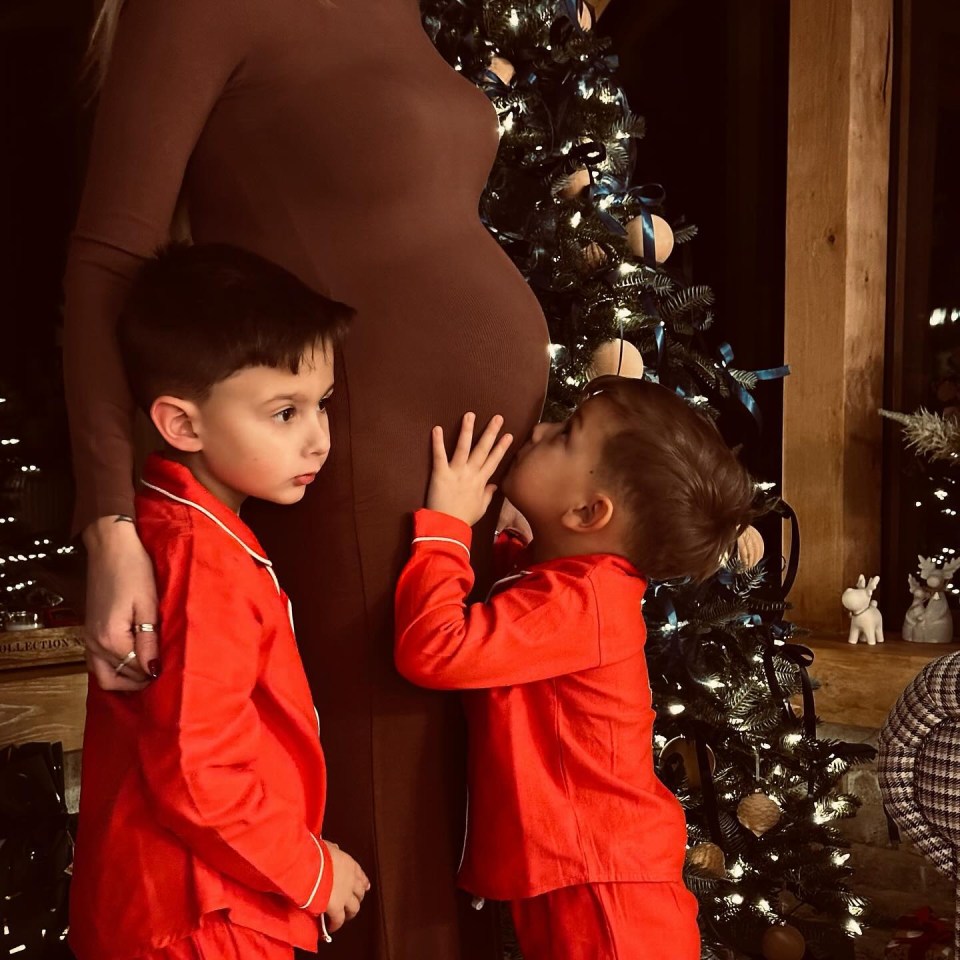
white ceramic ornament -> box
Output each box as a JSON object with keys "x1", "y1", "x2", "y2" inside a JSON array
[
  {"x1": 841, "y1": 574, "x2": 884, "y2": 645},
  {"x1": 903, "y1": 556, "x2": 960, "y2": 643},
  {"x1": 902, "y1": 574, "x2": 932, "y2": 642}
]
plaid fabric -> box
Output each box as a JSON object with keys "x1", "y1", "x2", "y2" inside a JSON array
[{"x1": 878, "y1": 651, "x2": 960, "y2": 957}]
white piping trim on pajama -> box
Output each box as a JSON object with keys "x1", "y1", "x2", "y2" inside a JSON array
[
  {"x1": 301, "y1": 834, "x2": 326, "y2": 910},
  {"x1": 412, "y1": 535, "x2": 471, "y2": 558}
]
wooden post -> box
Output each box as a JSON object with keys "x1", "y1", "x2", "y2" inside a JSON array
[{"x1": 782, "y1": 0, "x2": 893, "y2": 631}]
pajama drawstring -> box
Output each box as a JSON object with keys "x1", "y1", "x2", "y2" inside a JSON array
[{"x1": 321, "y1": 915, "x2": 332, "y2": 943}]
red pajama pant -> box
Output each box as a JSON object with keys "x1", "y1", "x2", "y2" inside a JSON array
[
  {"x1": 135, "y1": 913, "x2": 295, "y2": 960},
  {"x1": 511, "y1": 881, "x2": 700, "y2": 960}
]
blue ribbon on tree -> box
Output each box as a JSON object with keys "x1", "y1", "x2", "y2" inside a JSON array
[
  {"x1": 715, "y1": 342, "x2": 790, "y2": 431},
  {"x1": 624, "y1": 184, "x2": 666, "y2": 265}
]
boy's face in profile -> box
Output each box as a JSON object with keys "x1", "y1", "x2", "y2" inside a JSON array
[
  {"x1": 163, "y1": 345, "x2": 335, "y2": 511},
  {"x1": 502, "y1": 393, "x2": 618, "y2": 532}
]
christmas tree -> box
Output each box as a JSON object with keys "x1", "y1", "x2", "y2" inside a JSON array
[{"x1": 420, "y1": 1, "x2": 875, "y2": 957}]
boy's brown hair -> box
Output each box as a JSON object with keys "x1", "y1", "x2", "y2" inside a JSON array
[
  {"x1": 118, "y1": 242, "x2": 353, "y2": 413},
  {"x1": 586, "y1": 375, "x2": 756, "y2": 582}
]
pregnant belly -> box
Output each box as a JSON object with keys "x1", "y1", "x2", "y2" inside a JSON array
[{"x1": 337, "y1": 224, "x2": 550, "y2": 430}]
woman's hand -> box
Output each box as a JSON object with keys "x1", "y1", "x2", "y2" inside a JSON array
[
  {"x1": 426, "y1": 413, "x2": 513, "y2": 526},
  {"x1": 82, "y1": 516, "x2": 160, "y2": 690}
]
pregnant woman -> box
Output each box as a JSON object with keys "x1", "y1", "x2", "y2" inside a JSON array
[{"x1": 64, "y1": 1, "x2": 548, "y2": 957}]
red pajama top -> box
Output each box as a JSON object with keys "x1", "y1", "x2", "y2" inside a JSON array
[
  {"x1": 394, "y1": 510, "x2": 687, "y2": 900},
  {"x1": 70, "y1": 455, "x2": 331, "y2": 959}
]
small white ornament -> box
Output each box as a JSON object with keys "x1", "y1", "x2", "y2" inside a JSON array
[
  {"x1": 902, "y1": 555, "x2": 960, "y2": 643},
  {"x1": 841, "y1": 574, "x2": 884, "y2": 645}
]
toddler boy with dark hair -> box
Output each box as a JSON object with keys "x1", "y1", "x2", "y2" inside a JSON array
[
  {"x1": 71, "y1": 243, "x2": 369, "y2": 960},
  {"x1": 394, "y1": 376, "x2": 755, "y2": 960}
]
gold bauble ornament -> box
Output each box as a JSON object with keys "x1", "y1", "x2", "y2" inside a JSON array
[
  {"x1": 737, "y1": 792, "x2": 781, "y2": 837},
  {"x1": 761, "y1": 923, "x2": 806, "y2": 960},
  {"x1": 488, "y1": 55, "x2": 516, "y2": 86},
  {"x1": 736, "y1": 525, "x2": 765, "y2": 569},
  {"x1": 558, "y1": 167, "x2": 591, "y2": 199},
  {"x1": 685, "y1": 842, "x2": 725, "y2": 878},
  {"x1": 660, "y1": 736, "x2": 716, "y2": 790},
  {"x1": 625, "y1": 214, "x2": 675, "y2": 263},
  {"x1": 586, "y1": 339, "x2": 645, "y2": 381}
]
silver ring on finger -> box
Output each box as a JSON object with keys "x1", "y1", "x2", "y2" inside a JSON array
[
  {"x1": 135, "y1": 622, "x2": 157, "y2": 633},
  {"x1": 115, "y1": 650, "x2": 138, "y2": 674}
]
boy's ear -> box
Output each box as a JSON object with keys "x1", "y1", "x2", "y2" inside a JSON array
[
  {"x1": 561, "y1": 494, "x2": 614, "y2": 534},
  {"x1": 150, "y1": 396, "x2": 203, "y2": 452}
]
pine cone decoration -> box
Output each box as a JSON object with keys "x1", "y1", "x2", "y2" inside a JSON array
[
  {"x1": 737, "y1": 792, "x2": 781, "y2": 837},
  {"x1": 685, "y1": 842, "x2": 725, "y2": 878}
]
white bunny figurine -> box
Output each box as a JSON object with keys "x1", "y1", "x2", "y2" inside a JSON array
[{"x1": 841, "y1": 574, "x2": 884, "y2": 645}]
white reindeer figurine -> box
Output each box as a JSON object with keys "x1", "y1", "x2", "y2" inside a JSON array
[
  {"x1": 906, "y1": 556, "x2": 960, "y2": 643},
  {"x1": 841, "y1": 574, "x2": 884, "y2": 645}
]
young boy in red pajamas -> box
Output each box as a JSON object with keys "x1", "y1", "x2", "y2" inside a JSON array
[
  {"x1": 70, "y1": 244, "x2": 370, "y2": 960},
  {"x1": 394, "y1": 376, "x2": 756, "y2": 960}
]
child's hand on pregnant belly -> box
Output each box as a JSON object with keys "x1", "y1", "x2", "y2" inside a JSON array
[{"x1": 427, "y1": 412, "x2": 513, "y2": 526}]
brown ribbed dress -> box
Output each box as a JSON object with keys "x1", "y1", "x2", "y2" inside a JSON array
[{"x1": 62, "y1": 1, "x2": 549, "y2": 958}]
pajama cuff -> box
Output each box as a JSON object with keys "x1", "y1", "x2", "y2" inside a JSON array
[
  {"x1": 300, "y1": 836, "x2": 334, "y2": 916},
  {"x1": 412, "y1": 509, "x2": 473, "y2": 557}
]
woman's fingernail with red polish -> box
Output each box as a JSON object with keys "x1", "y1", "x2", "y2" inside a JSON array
[{"x1": 148, "y1": 659, "x2": 162, "y2": 678}]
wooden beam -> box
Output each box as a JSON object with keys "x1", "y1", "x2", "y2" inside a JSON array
[{"x1": 782, "y1": 0, "x2": 893, "y2": 631}]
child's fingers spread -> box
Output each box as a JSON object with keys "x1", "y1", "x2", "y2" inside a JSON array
[
  {"x1": 431, "y1": 426, "x2": 448, "y2": 466},
  {"x1": 451, "y1": 412, "x2": 476, "y2": 465},
  {"x1": 481, "y1": 433, "x2": 513, "y2": 478},
  {"x1": 468, "y1": 414, "x2": 505, "y2": 463}
]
